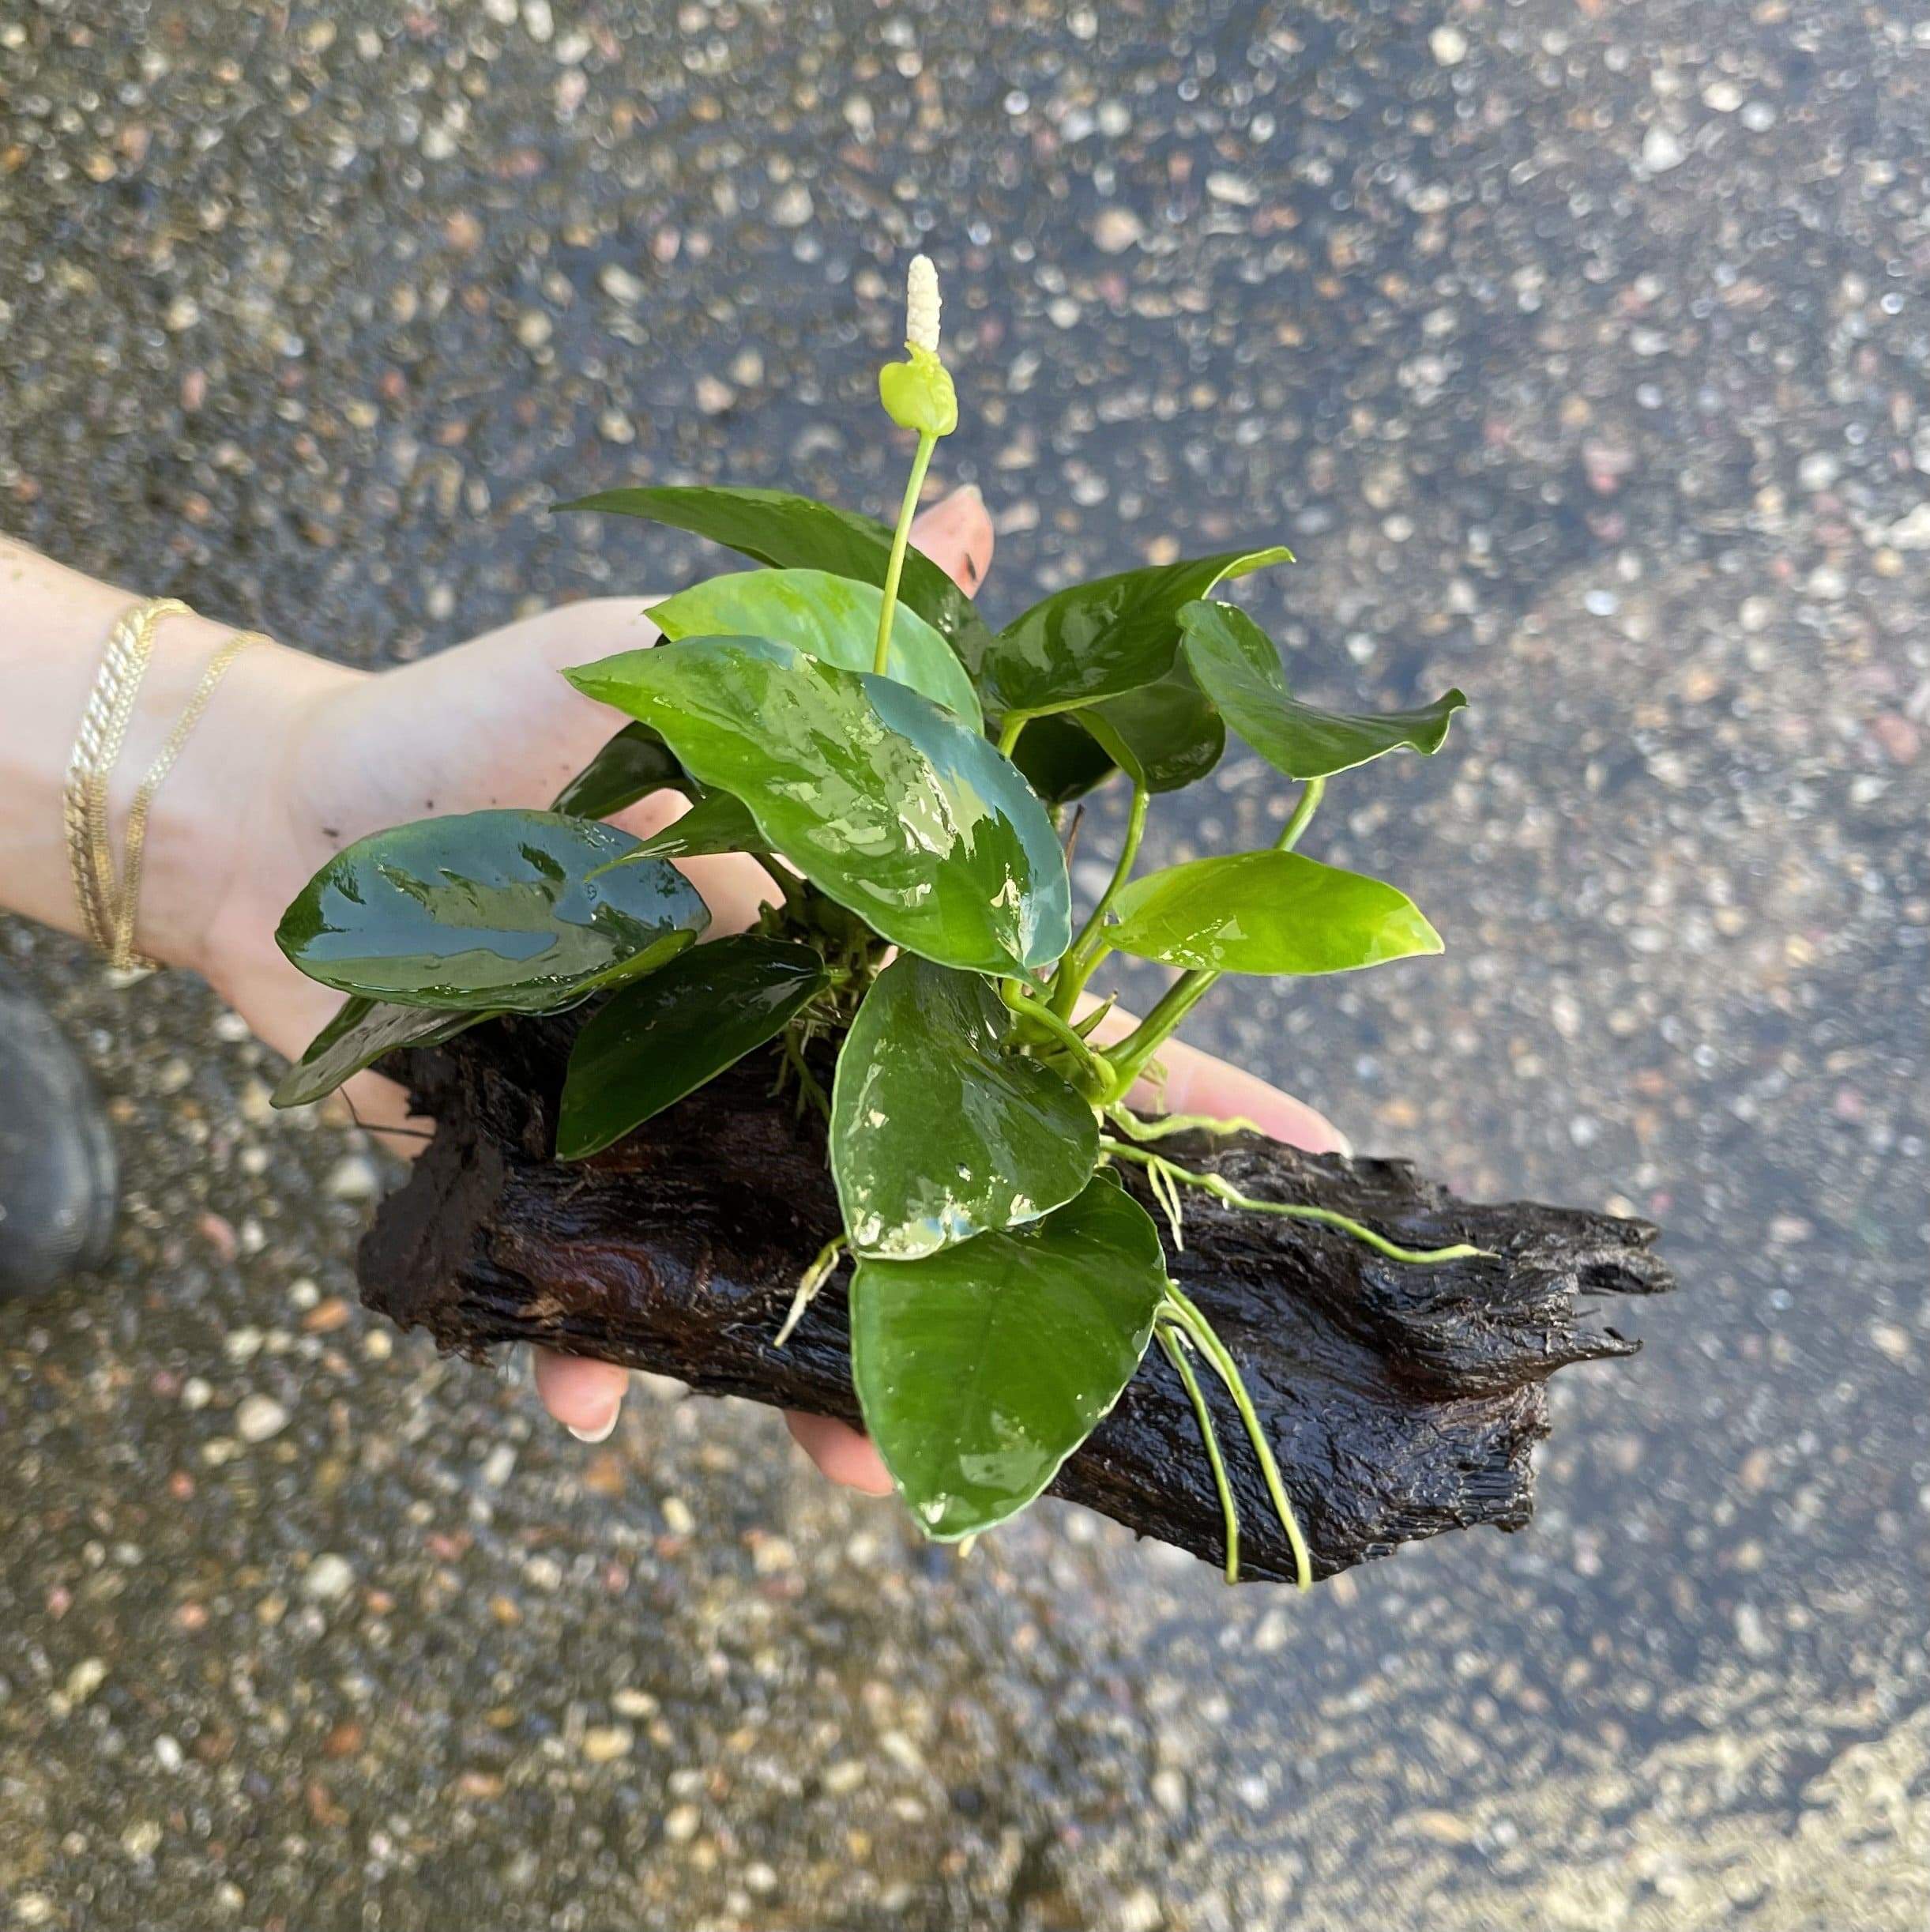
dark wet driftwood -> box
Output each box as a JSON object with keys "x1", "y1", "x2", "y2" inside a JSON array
[{"x1": 359, "y1": 1014, "x2": 1673, "y2": 1583}]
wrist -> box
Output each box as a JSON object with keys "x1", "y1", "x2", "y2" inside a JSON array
[{"x1": 137, "y1": 631, "x2": 361, "y2": 978}]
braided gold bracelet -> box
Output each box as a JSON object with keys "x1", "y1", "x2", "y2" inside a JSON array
[{"x1": 62, "y1": 597, "x2": 267, "y2": 973}]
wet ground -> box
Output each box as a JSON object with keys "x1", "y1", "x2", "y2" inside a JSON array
[{"x1": 3, "y1": 1, "x2": 1928, "y2": 1926}]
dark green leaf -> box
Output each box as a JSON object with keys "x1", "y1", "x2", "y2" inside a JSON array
[
  {"x1": 567, "y1": 637, "x2": 1070, "y2": 974},
  {"x1": 556, "y1": 937, "x2": 827, "y2": 1160},
  {"x1": 1108, "y1": 850, "x2": 1441, "y2": 975},
  {"x1": 276, "y1": 809, "x2": 709, "y2": 1009},
  {"x1": 851, "y1": 1177, "x2": 1170, "y2": 1540},
  {"x1": 981, "y1": 546, "x2": 1291, "y2": 717},
  {"x1": 1179, "y1": 600, "x2": 1467, "y2": 781},
  {"x1": 1078, "y1": 659, "x2": 1227, "y2": 794},
  {"x1": 649, "y1": 567, "x2": 980, "y2": 727},
  {"x1": 549, "y1": 723, "x2": 690, "y2": 820},
  {"x1": 272, "y1": 998, "x2": 491, "y2": 1109},
  {"x1": 559, "y1": 485, "x2": 995, "y2": 678},
  {"x1": 830, "y1": 954, "x2": 1099, "y2": 1260},
  {"x1": 1008, "y1": 711, "x2": 1118, "y2": 807},
  {"x1": 622, "y1": 789, "x2": 769, "y2": 863}
]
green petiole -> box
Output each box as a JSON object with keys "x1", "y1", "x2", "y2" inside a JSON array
[{"x1": 873, "y1": 430, "x2": 938, "y2": 677}]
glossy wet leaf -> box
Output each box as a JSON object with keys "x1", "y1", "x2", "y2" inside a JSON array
[
  {"x1": 981, "y1": 546, "x2": 1291, "y2": 717},
  {"x1": 1108, "y1": 850, "x2": 1441, "y2": 976},
  {"x1": 559, "y1": 484, "x2": 995, "y2": 678},
  {"x1": 830, "y1": 954, "x2": 1099, "y2": 1260},
  {"x1": 567, "y1": 637, "x2": 1070, "y2": 974},
  {"x1": 649, "y1": 567, "x2": 981, "y2": 727},
  {"x1": 277, "y1": 809, "x2": 710, "y2": 1009},
  {"x1": 1179, "y1": 600, "x2": 1467, "y2": 781},
  {"x1": 1078, "y1": 659, "x2": 1227, "y2": 794},
  {"x1": 549, "y1": 723, "x2": 690, "y2": 820},
  {"x1": 272, "y1": 997, "x2": 492, "y2": 1109},
  {"x1": 851, "y1": 1176, "x2": 1170, "y2": 1540},
  {"x1": 556, "y1": 937, "x2": 827, "y2": 1160}
]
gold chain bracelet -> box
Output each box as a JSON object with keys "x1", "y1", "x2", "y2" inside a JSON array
[{"x1": 62, "y1": 597, "x2": 266, "y2": 973}]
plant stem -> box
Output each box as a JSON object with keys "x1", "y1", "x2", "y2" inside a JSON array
[
  {"x1": 1101, "y1": 967, "x2": 1219, "y2": 1102},
  {"x1": 1052, "y1": 779, "x2": 1149, "y2": 1018},
  {"x1": 1101, "y1": 1139, "x2": 1484, "y2": 1264},
  {"x1": 996, "y1": 711, "x2": 1029, "y2": 759},
  {"x1": 874, "y1": 431, "x2": 937, "y2": 676},
  {"x1": 1000, "y1": 978, "x2": 1115, "y2": 1096},
  {"x1": 1157, "y1": 1321, "x2": 1240, "y2": 1583},
  {"x1": 1277, "y1": 774, "x2": 1325, "y2": 852},
  {"x1": 1161, "y1": 1282, "x2": 1313, "y2": 1588},
  {"x1": 1095, "y1": 778, "x2": 1330, "y2": 1098}
]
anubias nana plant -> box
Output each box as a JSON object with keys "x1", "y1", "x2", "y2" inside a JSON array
[{"x1": 273, "y1": 258, "x2": 1471, "y2": 1585}]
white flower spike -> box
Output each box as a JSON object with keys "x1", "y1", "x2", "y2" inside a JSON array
[{"x1": 905, "y1": 253, "x2": 942, "y2": 354}]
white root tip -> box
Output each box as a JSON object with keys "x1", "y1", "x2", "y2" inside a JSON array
[{"x1": 905, "y1": 253, "x2": 942, "y2": 353}]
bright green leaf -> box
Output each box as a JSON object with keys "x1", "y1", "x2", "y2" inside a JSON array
[
  {"x1": 549, "y1": 722, "x2": 690, "y2": 820},
  {"x1": 1108, "y1": 850, "x2": 1442, "y2": 975},
  {"x1": 272, "y1": 997, "x2": 493, "y2": 1109},
  {"x1": 830, "y1": 954, "x2": 1099, "y2": 1260},
  {"x1": 276, "y1": 809, "x2": 709, "y2": 1009},
  {"x1": 649, "y1": 567, "x2": 981, "y2": 728},
  {"x1": 982, "y1": 546, "x2": 1290, "y2": 717},
  {"x1": 851, "y1": 1177, "x2": 1170, "y2": 1540},
  {"x1": 1179, "y1": 600, "x2": 1467, "y2": 781},
  {"x1": 567, "y1": 636, "x2": 1070, "y2": 974},
  {"x1": 559, "y1": 484, "x2": 994, "y2": 679},
  {"x1": 556, "y1": 937, "x2": 827, "y2": 1160}
]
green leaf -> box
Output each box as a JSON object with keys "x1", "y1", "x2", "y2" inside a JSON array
[
  {"x1": 1108, "y1": 850, "x2": 1442, "y2": 975},
  {"x1": 1078, "y1": 659, "x2": 1227, "y2": 794},
  {"x1": 982, "y1": 546, "x2": 1291, "y2": 717},
  {"x1": 622, "y1": 789, "x2": 770, "y2": 863},
  {"x1": 559, "y1": 485, "x2": 995, "y2": 679},
  {"x1": 556, "y1": 937, "x2": 827, "y2": 1160},
  {"x1": 1179, "y1": 600, "x2": 1467, "y2": 781},
  {"x1": 851, "y1": 1176, "x2": 1170, "y2": 1540},
  {"x1": 276, "y1": 809, "x2": 710, "y2": 1009},
  {"x1": 1008, "y1": 711, "x2": 1118, "y2": 807},
  {"x1": 830, "y1": 954, "x2": 1099, "y2": 1260},
  {"x1": 272, "y1": 997, "x2": 492, "y2": 1109},
  {"x1": 549, "y1": 722, "x2": 690, "y2": 819},
  {"x1": 649, "y1": 567, "x2": 981, "y2": 728},
  {"x1": 567, "y1": 637, "x2": 1070, "y2": 974}
]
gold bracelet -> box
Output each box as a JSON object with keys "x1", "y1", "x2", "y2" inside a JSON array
[{"x1": 62, "y1": 597, "x2": 267, "y2": 973}]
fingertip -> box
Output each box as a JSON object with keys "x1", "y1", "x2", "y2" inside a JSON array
[
  {"x1": 1149, "y1": 1049, "x2": 1352, "y2": 1156},
  {"x1": 909, "y1": 484, "x2": 995, "y2": 594},
  {"x1": 786, "y1": 1411, "x2": 895, "y2": 1497},
  {"x1": 532, "y1": 1349, "x2": 628, "y2": 1440}
]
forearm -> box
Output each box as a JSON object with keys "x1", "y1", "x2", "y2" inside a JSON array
[{"x1": 0, "y1": 537, "x2": 355, "y2": 971}]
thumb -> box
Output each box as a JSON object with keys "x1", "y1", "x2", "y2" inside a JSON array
[{"x1": 909, "y1": 484, "x2": 993, "y2": 595}]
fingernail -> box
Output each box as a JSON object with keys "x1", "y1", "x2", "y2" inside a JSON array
[
  {"x1": 566, "y1": 1412, "x2": 619, "y2": 1444},
  {"x1": 1330, "y1": 1127, "x2": 1355, "y2": 1159},
  {"x1": 954, "y1": 481, "x2": 985, "y2": 508}
]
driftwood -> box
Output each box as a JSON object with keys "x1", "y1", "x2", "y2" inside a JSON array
[{"x1": 359, "y1": 1013, "x2": 1672, "y2": 1583}]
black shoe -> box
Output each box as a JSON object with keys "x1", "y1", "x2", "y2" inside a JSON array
[{"x1": 0, "y1": 966, "x2": 118, "y2": 1297}]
